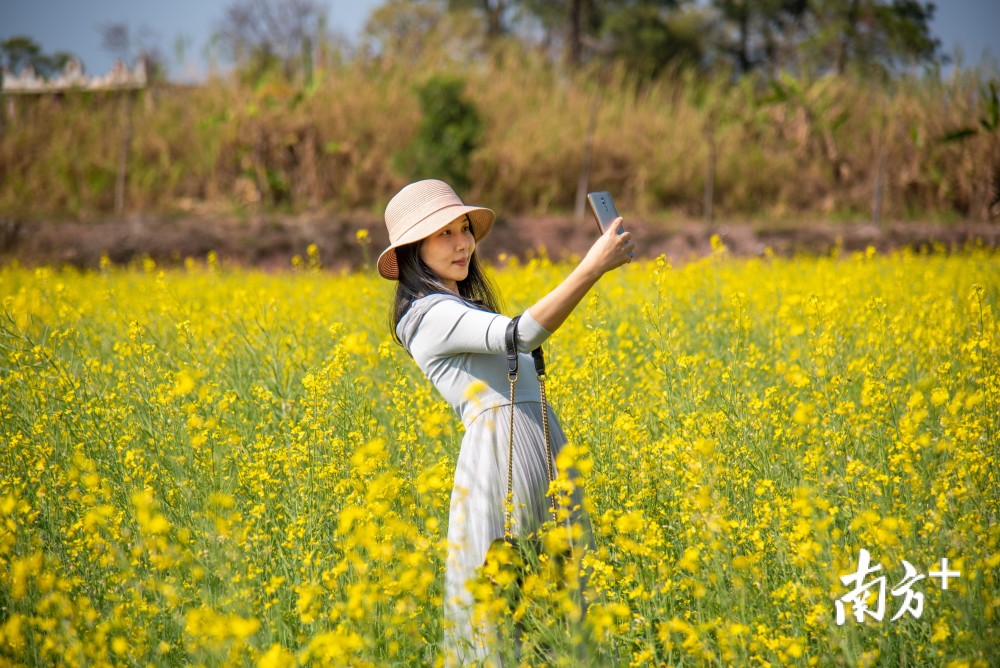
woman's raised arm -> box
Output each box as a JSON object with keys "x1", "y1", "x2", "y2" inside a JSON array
[{"x1": 526, "y1": 217, "x2": 633, "y2": 333}]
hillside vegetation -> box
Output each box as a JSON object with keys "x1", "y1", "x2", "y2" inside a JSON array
[{"x1": 1, "y1": 10, "x2": 998, "y2": 226}]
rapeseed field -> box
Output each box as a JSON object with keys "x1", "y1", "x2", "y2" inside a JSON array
[{"x1": 1, "y1": 243, "x2": 996, "y2": 666}]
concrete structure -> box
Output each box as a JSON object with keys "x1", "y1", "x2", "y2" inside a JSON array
[{"x1": 1, "y1": 57, "x2": 146, "y2": 94}]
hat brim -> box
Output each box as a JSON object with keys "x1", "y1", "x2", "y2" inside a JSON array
[{"x1": 378, "y1": 205, "x2": 494, "y2": 280}]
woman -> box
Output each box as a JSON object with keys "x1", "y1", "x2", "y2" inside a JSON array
[{"x1": 380, "y1": 179, "x2": 633, "y2": 664}]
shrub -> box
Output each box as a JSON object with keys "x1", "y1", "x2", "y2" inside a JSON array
[{"x1": 395, "y1": 73, "x2": 483, "y2": 192}]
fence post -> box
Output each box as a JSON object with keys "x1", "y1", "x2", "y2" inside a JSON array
[
  {"x1": 575, "y1": 93, "x2": 601, "y2": 226},
  {"x1": 871, "y1": 113, "x2": 887, "y2": 228},
  {"x1": 115, "y1": 89, "x2": 135, "y2": 216},
  {"x1": 704, "y1": 119, "x2": 716, "y2": 228}
]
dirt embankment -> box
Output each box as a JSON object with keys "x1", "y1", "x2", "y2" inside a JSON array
[{"x1": 1, "y1": 214, "x2": 997, "y2": 271}]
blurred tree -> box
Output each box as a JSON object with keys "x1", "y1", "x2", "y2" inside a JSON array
[
  {"x1": 810, "y1": 0, "x2": 941, "y2": 76},
  {"x1": 363, "y1": 0, "x2": 450, "y2": 59},
  {"x1": 361, "y1": 0, "x2": 938, "y2": 81},
  {"x1": 711, "y1": 0, "x2": 809, "y2": 74},
  {"x1": 362, "y1": 0, "x2": 490, "y2": 64},
  {"x1": 516, "y1": 0, "x2": 600, "y2": 69},
  {"x1": 99, "y1": 23, "x2": 167, "y2": 82},
  {"x1": 601, "y1": 2, "x2": 708, "y2": 79},
  {"x1": 516, "y1": 0, "x2": 701, "y2": 71},
  {"x1": 447, "y1": 0, "x2": 511, "y2": 39},
  {"x1": 710, "y1": 1, "x2": 940, "y2": 78},
  {"x1": 1, "y1": 36, "x2": 77, "y2": 78},
  {"x1": 1, "y1": 36, "x2": 43, "y2": 74},
  {"x1": 214, "y1": 0, "x2": 328, "y2": 82},
  {"x1": 375, "y1": 0, "x2": 705, "y2": 74}
]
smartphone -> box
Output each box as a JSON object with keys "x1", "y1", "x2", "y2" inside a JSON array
[{"x1": 587, "y1": 191, "x2": 632, "y2": 258}]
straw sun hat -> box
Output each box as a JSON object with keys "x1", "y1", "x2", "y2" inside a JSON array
[{"x1": 378, "y1": 179, "x2": 495, "y2": 280}]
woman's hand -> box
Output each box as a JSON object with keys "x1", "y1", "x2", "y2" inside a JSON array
[
  {"x1": 525, "y1": 217, "x2": 635, "y2": 333},
  {"x1": 580, "y1": 217, "x2": 634, "y2": 278}
]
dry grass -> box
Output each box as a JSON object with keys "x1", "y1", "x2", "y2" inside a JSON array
[{"x1": 1, "y1": 47, "x2": 997, "y2": 223}]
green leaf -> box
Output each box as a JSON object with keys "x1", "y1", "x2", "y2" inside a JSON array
[
  {"x1": 938, "y1": 128, "x2": 978, "y2": 143},
  {"x1": 830, "y1": 110, "x2": 850, "y2": 132},
  {"x1": 759, "y1": 81, "x2": 789, "y2": 106},
  {"x1": 981, "y1": 81, "x2": 998, "y2": 132}
]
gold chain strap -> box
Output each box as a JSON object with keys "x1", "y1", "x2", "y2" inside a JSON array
[
  {"x1": 504, "y1": 362, "x2": 557, "y2": 542},
  {"x1": 538, "y1": 372, "x2": 557, "y2": 516},
  {"x1": 505, "y1": 370, "x2": 517, "y2": 540}
]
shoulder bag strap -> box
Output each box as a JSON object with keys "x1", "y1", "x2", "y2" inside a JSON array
[{"x1": 504, "y1": 317, "x2": 557, "y2": 543}]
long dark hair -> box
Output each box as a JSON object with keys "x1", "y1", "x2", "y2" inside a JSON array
[{"x1": 390, "y1": 240, "x2": 504, "y2": 346}]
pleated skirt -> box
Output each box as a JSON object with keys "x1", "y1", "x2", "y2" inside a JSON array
[{"x1": 442, "y1": 400, "x2": 591, "y2": 665}]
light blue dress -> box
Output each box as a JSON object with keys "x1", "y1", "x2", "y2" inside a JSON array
[{"x1": 396, "y1": 293, "x2": 589, "y2": 664}]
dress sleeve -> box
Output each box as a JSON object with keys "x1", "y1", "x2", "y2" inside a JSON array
[{"x1": 414, "y1": 295, "x2": 552, "y2": 356}]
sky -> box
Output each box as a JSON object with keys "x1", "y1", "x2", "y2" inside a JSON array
[
  {"x1": 1, "y1": 0, "x2": 377, "y2": 80},
  {"x1": 2, "y1": 0, "x2": 998, "y2": 81}
]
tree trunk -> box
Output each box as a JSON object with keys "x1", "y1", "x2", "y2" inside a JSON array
[
  {"x1": 0, "y1": 70, "x2": 5, "y2": 137},
  {"x1": 837, "y1": 0, "x2": 861, "y2": 75},
  {"x1": 738, "y1": 6, "x2": 751, "y2": 74},
  {"x1": 482, "y1": 0, "x2": 506, "y2": 39},
  {"x1": 566, "y1": 0, "x2": 583, "y2": 69}
]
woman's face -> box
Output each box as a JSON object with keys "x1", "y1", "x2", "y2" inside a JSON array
[{"x1": 419, "y1": 215, "x2": 475, "y2": 293}]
